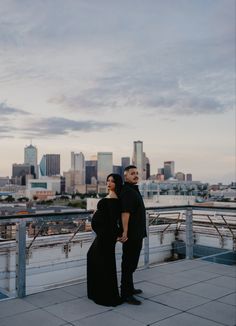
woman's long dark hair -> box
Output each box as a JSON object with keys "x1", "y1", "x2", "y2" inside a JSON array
[{"x1": 106, "y1": 173, "x2": 123, "y2": 197}]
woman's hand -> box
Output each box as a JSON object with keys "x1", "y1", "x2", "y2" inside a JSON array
[{"x1": 117, "y1": 231, "x2": 128, "y2": 243}]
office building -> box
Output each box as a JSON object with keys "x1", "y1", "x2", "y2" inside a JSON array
[
  {"x1": 164, "y1": 161, "x2": 175, "y2": 180},
  {"x1": 132, "y1": 141, "x2": 144, "y2": 180},
  {"x1": 97, "y1": 152, "x2": 113, "y2": 184},
  {"x1": 113, "y1": 165, "x2": 122, "y2": 175},
  {"x1": 146, "y1": 157, "x2": 150, "y2": 180},
  {"x1": 143, "y1": 153, "x2": 150, "y2": 180},
  {"x1": 63, "y1": 170, "x2": 86, "y2": 194},
  {"x1": 12, "y1": 163, "x2": 35, "y2": 185},
  {"x1": 157, "y1": 174, "x2": 165, "y2": 181},
  {"x1": 71, "y1": 151, "x2": 85, "y2": 171},
  {"x1": 158, "y1": 168, "x2": 164, "y2": 175},
  {"x1": 121, "y1": 157, "x2": 130, "y2": 176},
  {"x1": 176, "y1": 172, "x2": 185, "y2": 181},
  {"x1": 186, "y1": 174, "x2": 192, "y2": 181},
  {"x1": 0, "y1": 177, "x2": 10, "y2": 187},
  {"x1": 39, "y1": 154, "x2": 60, "y2": 177},
  {"x1": 24, "y1": 144, "x2": 38, "y2": 177},
  {"x1": 71, "y1": 152, "x2": 85, "y2": 184},
  {"x1": 26, "y1": 177, "x2": 61, "y2": 200},
  {"x1": 85, "y1": 160, "x2": 97, "y2": 184}
]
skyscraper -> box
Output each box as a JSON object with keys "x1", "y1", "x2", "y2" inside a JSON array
[
  {"x1": 164, "y1": 161, "x2": 175, "y2": 180},
  {"x1": 12, "y1": 163, "x2": 35, "y2": 185},
  {"x1": 85, "y1": 160, "x2": 97, "y2": 184},
  {"x1": 113, "y1": 165, "x2": 122, "y2": 175},
  {"x1": 97, "y1": 152, "x2": 113, "y2": 184},
  {"x1": 71, "y1": 152, "x2": 85, "y2": 184},
  {"x1": 63, "y1": 170, "x2": 84, "y2": 193},
  {"x1": 186, "y1": 174, "x2": 192, "y2": 181},
  {"x1": 144, "y1": 155, "x2": 150, "y2": 180},
  {"x1": 121, "y1": 157, "x2": 130, "y2": 176},
  {"x1": 39, "y1": 154, "x2": 60, "y2": 176},
  {"x1": 132, "y1": 141, "x2": 144, "y2": 180},
  {"x1": 24, "y1": 144, "x2": 38, "y2": 177},
  {"x1": 39, "y1": 155, "x2": 46, "y2": 177},
  {"x1": 176, "y1": 172, "x2": 185, "y2": 181}
]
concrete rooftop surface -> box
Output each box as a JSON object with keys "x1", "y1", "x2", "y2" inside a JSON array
[{"x1": 0, "y1": 259, "x2": 235, "y2": 326}]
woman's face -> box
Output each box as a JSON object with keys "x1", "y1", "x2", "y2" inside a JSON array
[{"x1": 107, "y1": 176, "x2": 116, "y2": 192}]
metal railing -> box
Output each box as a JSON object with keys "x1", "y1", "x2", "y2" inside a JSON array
[{"x1": 0, "y1": 205, "x2": 235, "y2": 298}]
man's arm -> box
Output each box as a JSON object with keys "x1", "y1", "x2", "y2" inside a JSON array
[{"x1": 118, "y1": 212, "x2": 130, "y2": 243}]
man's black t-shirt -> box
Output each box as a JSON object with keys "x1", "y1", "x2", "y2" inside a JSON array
[{"x1": 120, "y1": 182, "x2": 147, "y2": 240}]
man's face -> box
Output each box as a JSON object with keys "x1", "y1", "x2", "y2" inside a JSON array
[{"x1": 124, "y1": 168, "x2": 139, "y2": 184}]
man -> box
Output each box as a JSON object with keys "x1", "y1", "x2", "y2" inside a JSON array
[{"x1": 119, "y1": 165, "x2": 147, "y2": 305}]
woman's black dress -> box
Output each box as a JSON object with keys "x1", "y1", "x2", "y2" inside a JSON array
[{"x1": 87, "y1": 198, "x2": 122, "y2": 306}]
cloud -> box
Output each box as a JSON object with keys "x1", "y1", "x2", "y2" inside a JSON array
[
  {"x1": 21, "y1": 117, "x2": 122, "y2": 137},
  {"x1": 53, "y1": 53, "x2": 232, "y2": 117},
  {"x1": 48, "y1": 27, "x2": 234, "y2": 118},
  {"x1": 0, "y1": 115, "x2": 121, "y2": 138},
  {"x1": 0, "y1": 102, "x2": 30, "y2": 116},
  {"x1": 0, "y1": 126, "x2": 13, "y2": 133},
  {"x1": 144, "y1": 96, "x2": 227, "y2": 116},
  {"x1": 49, "y1": 91, "x2": 123, "y2": 114},
  {"x1": 0, "y1": 124, "x2": 16, "y2": 138},
  {"x1": 0, "y1": 102, "x2": 30, "y2": 138},
  {"x1": 1, "y1": 1, "x2": 234, "y2": 120}
]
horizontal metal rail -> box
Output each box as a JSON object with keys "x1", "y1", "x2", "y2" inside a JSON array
[{"x1": 0, "y1": 205, "x2": 235, "y2": 298}]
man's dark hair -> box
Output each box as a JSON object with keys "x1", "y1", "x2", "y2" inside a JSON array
[{"x1": 124, "y1": 165, "x2": 137, "y2": 172}]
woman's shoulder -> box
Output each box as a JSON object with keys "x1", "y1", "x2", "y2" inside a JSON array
[
  {"x1": 97, "y1": 197, "x2": 106, "y2": 208},
  {"x1": 106, "y1": 198, "x2": 121, "y2": 211},
  {"x1": 98, "y1": 197, "x2": 120, "y2": 208}
]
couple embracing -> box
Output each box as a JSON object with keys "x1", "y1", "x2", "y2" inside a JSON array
[{"x1": 87, "y1": 165, "x2": 147, "y2": 306}]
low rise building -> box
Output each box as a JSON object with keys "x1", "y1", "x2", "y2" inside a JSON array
[{"x1": 26, "y1": 177, "x2": 61, "y2": 200}]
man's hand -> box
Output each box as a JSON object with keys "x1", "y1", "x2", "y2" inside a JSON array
[
  {"x1": 117, "y1": 231, "x2": 128, "y2": 243},
  {"x1": 118, "y1": 212, "x2": 130, "y2": 243}
]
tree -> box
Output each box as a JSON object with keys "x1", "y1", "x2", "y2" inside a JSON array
[
  {"x1": 60, "y1": 195, "x2": 70, "y2": 200},
  {"x1": 6, "y1": 195, "x2": 14, "y2": 202},
  {"x1": 18, "y1": 197, "x2": 29, "y2": 202}
]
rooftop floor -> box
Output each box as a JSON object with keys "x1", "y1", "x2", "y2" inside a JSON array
[{"x1": 0, "y1": 259, "x2": 235, "y2": 326}]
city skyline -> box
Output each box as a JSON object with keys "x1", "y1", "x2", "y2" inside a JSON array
[
  {"x1": 0, "y1": 141, "x2": 232, "y2": 184},
  {"x1": 0, "y1": 1, "x2": 235, "y2": 184}
]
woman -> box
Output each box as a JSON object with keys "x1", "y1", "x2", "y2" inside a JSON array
[{"x1": 87, "y1": 173, "x2": 123, "y2": 307}]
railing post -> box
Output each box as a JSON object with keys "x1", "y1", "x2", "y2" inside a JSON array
[
  {"x1": 185, "y1": 207, "x2": 193, "y2": 259},
  {"x1": 16, "y1": 220, "x2": 26, "y2": 297},
  {"x1": 233, "y1": 237, "x2": 236, "y2": 252},
  {"x1": 144, "y1": 211, "x2": 150, "y2": 268}
]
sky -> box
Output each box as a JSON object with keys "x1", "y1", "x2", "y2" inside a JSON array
[{"x1": 0, "y1": 0, "x2": 235, "y2": 184}]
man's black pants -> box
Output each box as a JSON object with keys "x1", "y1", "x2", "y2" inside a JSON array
[{"x1": 120, "y1": 238, "x2": 143, "y2": 298}]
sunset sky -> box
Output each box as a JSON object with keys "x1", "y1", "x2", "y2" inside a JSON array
[{"x1": 0, "y1": 0, "x2": 235, "y2": 183}]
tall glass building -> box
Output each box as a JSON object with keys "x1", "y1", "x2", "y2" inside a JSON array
[
  {"x1": 97, "y1": 152, "x2": 113, "y2": 184},
  {"x1": 121, "y1": 157, "x2": 130, "y2": 177},
  {"x1": 12, "y1": 163, "x2": 35, "y2": 185},
  {"x1": 132, "y1": 141, "x2": 144, "y2": 180},
  {"x1": 24, "y1": 144, "x2": 38, "y2": 177},
  {"x1": 144, "y1": 154, "x2": 150, "y2": 180},
  {"x1": 164, "y1": 161, "x2": 175, "y2": 180},
  {"x1": 71, "y1": 152, "x2": 85, "y2": 184},
  {"x1": 39, "y1": 154, "x2": 60, "y2": 177},
  {"x1": 85, "y1": 160, "x2": 97, "y2": 184}
]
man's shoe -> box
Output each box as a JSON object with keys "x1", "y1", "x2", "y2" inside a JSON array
[
  {"x1": 123, "y1": 295, "x2": 142, "y2": 305},
  {"x1": 133, "y1": 288, "x2": 143, "y2": 295}
]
